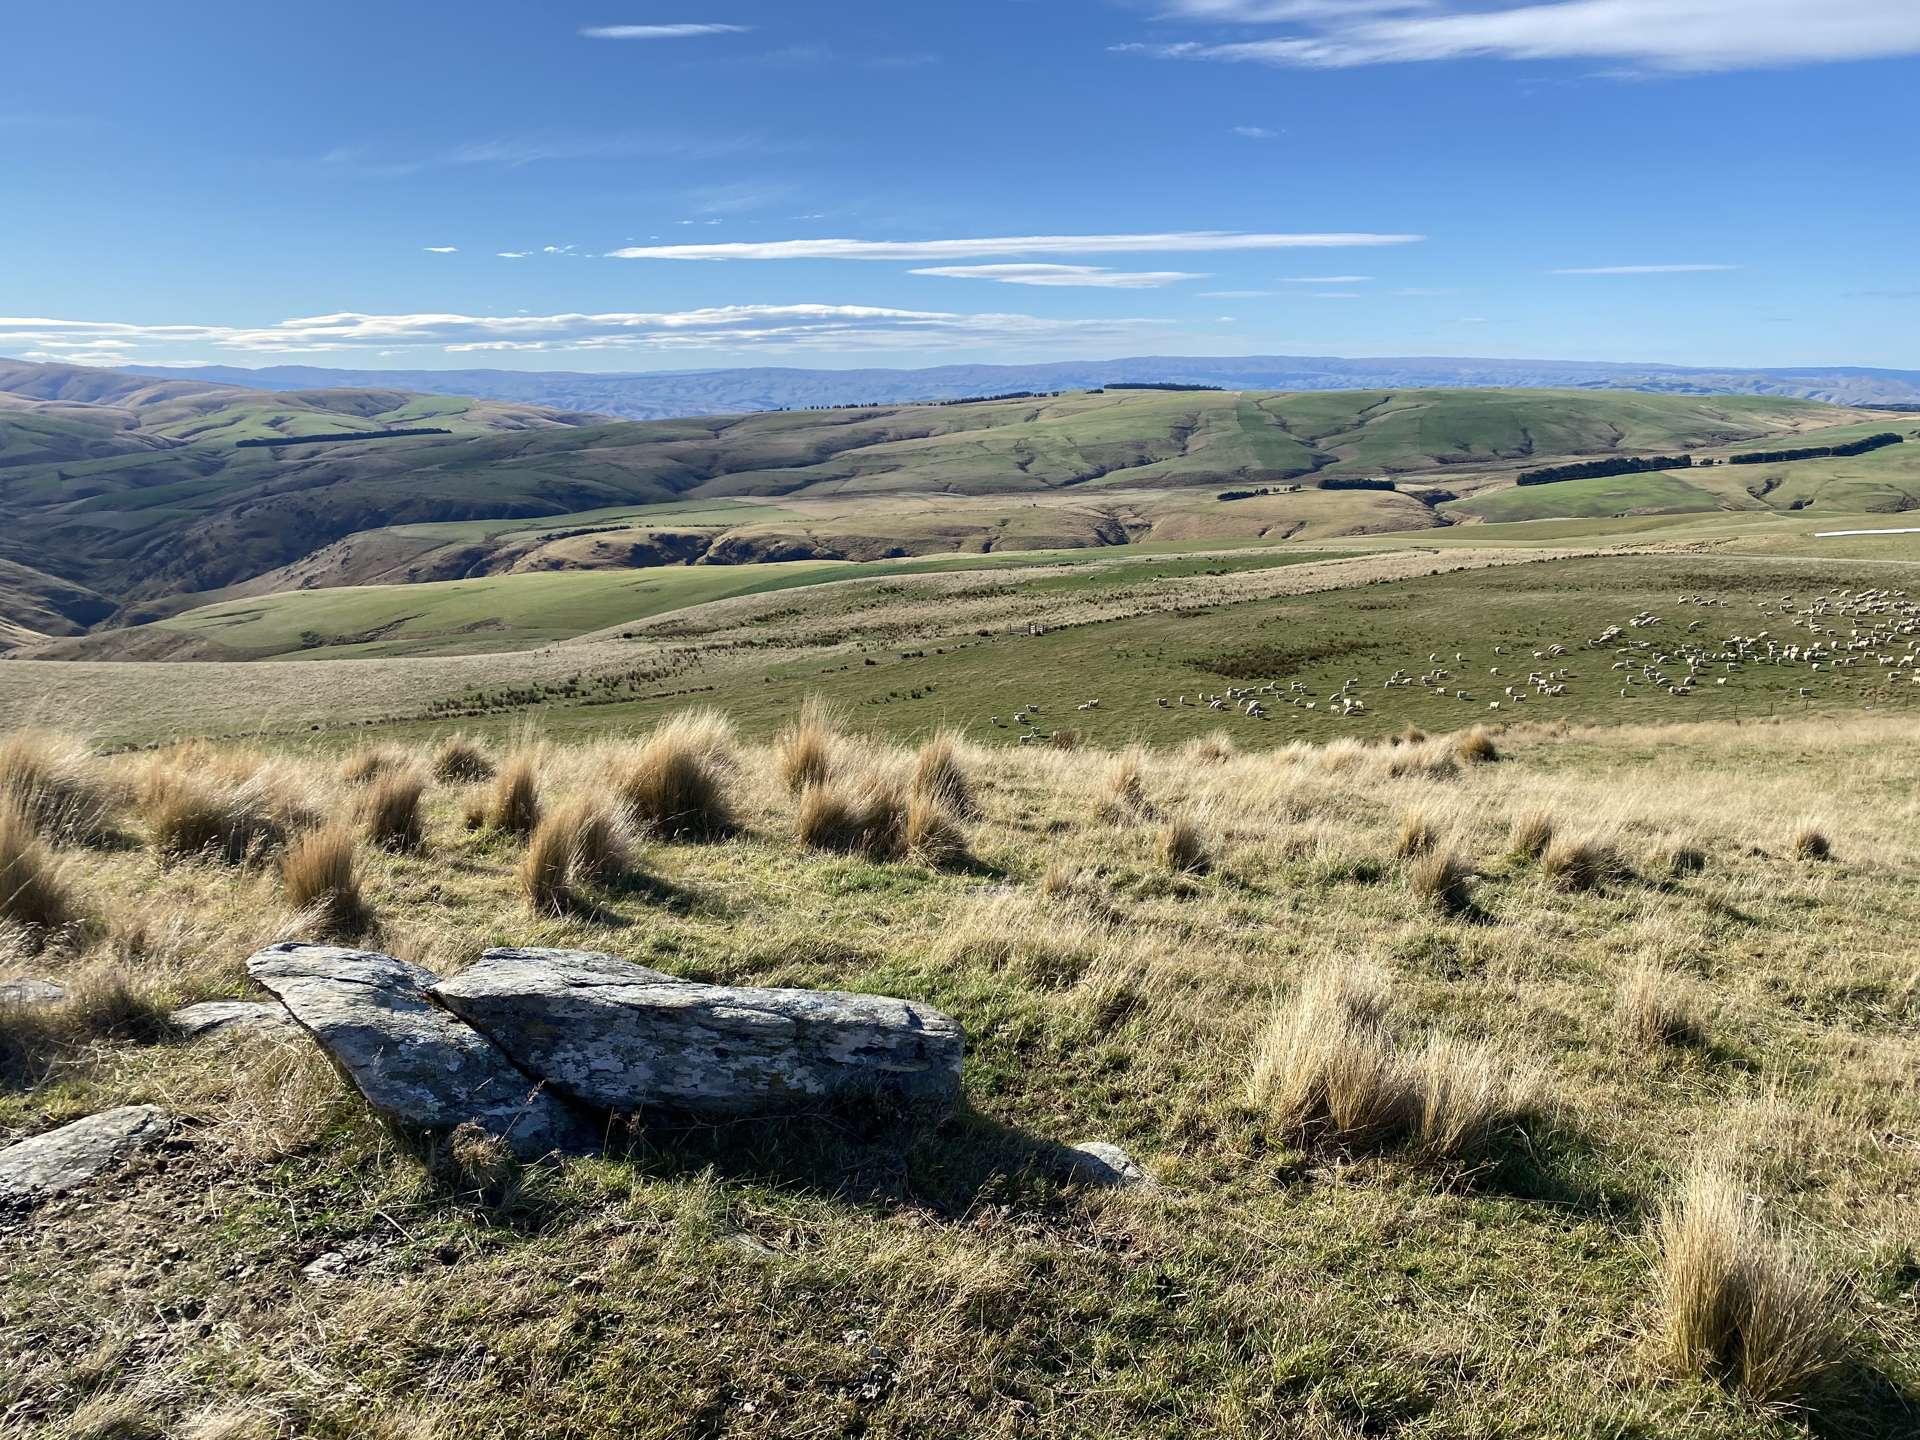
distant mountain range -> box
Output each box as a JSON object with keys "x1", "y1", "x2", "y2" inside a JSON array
[{"x1": 123, "y1": 354, "x2": 1920, "y2": 420}]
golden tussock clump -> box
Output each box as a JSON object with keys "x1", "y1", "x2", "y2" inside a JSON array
[
  {"x1": 138, "y1": 749, "x2": 318, "y2": 864},
  {"x1": 519, "y1": 795, "x2": 630, "y2": 914},
  {"x1": 1791, "y1": 824, "x2": 1832, "y2": 862},
  {"x1": 1617, "y1": 960, "x2": 1706, "y2": 1049},
  {"x1": 1408, "y1": 847, "x2": 1473, "y2": 916},
  {"x1": 1508, "y1": 807, "x2": 1555, "y2": 860},
  {"x1": 1655, "y1": 1159, "x2": 1840, "y2": 1403},
  {"x1": 909, "y1": 730, "x2": 976, "y2": 818},
  {"x1": 0, "y1": 801, "x2": 73, "y2": 938},
  {"x1": 0, "y1": 730, "x2": 122, "y2": 845},
  {"x1": 360, "y1": 770, "x2": 426, "y2": 852},
  {"x1": 0, "y1": 957, "x2": 170, "y2": 1083},
  {"x1": 776, "y1": 697, "x2": 839, "y2": 793},
  {"x1": 1541, "y1": 832, "x2": 1625, "y2": 893},
  {"x1": 794, "y1": 772, "x2": 907, "y2": 861},
  {"x1": 1250, "y1": 961, "x2": 1540, "y2": 1163},
  {"x1": 1048, "y1": 728, "x2": 1082, "y2": 752},
  {"x1": 904, "y1": 793, "x2": 969, "y2": 869},
  {"x1": 338, "y1": 745, "x2": 408, "y2": 787},
  {"x1": 1452, "y1": 726, "x2": 1500, "y2": 765},
  {"x1": 430, "y1": 733, "x2": 495, "y2": 785},
  {"x1": 281, "y1": 825, "x2": 370, "y2": 938},
  {"x1": 612, "y1": 709, "x2": 736, "y2": 840},
  {"x1": 1102, "y1": 746, "x2": 1150, "y2": 818},
  {"x1": 1653, "y1": 838, "x2": 1708, "y2": 877},
  {"x1": 1156, "y1": 813, "x2": 1213, "y2": 875},
  {"x1": 1181, "y1": 731, "x2": 1238, "y2": 767},
  {"x1": 1394, "y1": 810, "x2": 1439, "y2": 859},
  {"x1": 481, "y1": 753, "x2": 542, "y2": 838}
]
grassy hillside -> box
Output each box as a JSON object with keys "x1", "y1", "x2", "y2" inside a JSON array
[
  {"x1": 0, "y1": 367, "x2": 1859, "y2": 635},
  {"x1": 1, "y1": 713, "x2": 1914, "y2": 1436}
]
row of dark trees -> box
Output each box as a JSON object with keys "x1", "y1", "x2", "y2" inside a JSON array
[
  {"x1": 235, "y1": 426, "x2": 451, "y2": 449},
  {"x1": 1515, "y1": 454, "x2": 1692, "y2": 487},
  {"x1": 1727, "y1": 432, "x2": 1903, "y2": 465}
]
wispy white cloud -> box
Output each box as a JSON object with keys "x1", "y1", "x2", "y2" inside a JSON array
[
  {"x1": 1117, "y1": 1, "x2": 1920, "y2": 73},
  {"x1": 320, "y1": 130, "x2": 781, "y2": 177},
  {"x1": 1232, "y1": 125, "x2": 1279, "y2": 138},
  {"x1": 423, "y1": 246, "x2": 458, "y2": 254},
  {"x1": 909, "y1": 263, "x2": 1207, "y2": 288},
  {"x1": 0, "y1": 306, "x2": 1171, "y2": 361},
  {"x1": 1551, "y1": 263, "x2": 1739, "y2": 274},
  {"x1": 1280, "y1": 274, "x2": 1373, "y2": 282},
  {"x1": 1198, "y1": 289, "x2": 1277, "y2": 298},
  {"x1": 497, "y1": 251, "x2": 531, "y2": 259},
  {"x1": 606, "y1": 230, "x2": 1423, "y2": 260},
  {"x1": 580, "y1": 24, "x2": 753, "y2": 40}
]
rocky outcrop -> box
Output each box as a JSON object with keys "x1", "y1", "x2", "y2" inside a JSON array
[
  {"x1": 170, "y1": 1000, "x2": 296, "y2": 1039},
  {"x1": 1062, "y1": 1141, "x2": 1152, "y2": 1190},
  {"x1": 430, "y1": 948, "x2": 964, "y2": 1119},
  {"x1": 0, "y1": 980, "x2": 67, "y2": 1006},
  {"x1": 0, "y1": 1105, "x2": 171, "y2": 1206},
  {"x1": 245, "y1": 943, "x2": 590, "y2": 1159}
]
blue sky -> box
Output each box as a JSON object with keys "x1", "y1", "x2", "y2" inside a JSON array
[{"x1": 4, "y1": 1, "x2": 1917, "y2": 372}]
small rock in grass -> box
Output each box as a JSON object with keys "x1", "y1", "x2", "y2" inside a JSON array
[{"x1": 0, "y1": 1106, "x2": 171, "y2": 1207}]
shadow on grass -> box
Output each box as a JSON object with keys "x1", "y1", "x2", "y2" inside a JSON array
[{"x1": 1804, "y1": 1358, "x2": 1920, "y2": 1440}]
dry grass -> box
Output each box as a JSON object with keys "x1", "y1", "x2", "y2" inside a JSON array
[
  {"x1": 1453, "y1": 727, "x2": 1501, "y2": 765},
  {"x1": 904, "y1": 793, "x2": 969, "y2": 868},
  {"x1": 1408, "y1": 847, "x2": 1473, "y2": 915},
  {"x1": 1656, "y1": 1160, "x2": 1840, "y2": 1403},
  {"x1": 359, "y1": 770, "x2": 426, "y2": 852},
  {"x1": 1542, "y1": 832, "x2": 1625, "y2": 892},
  {"x1": 1791, "y1": 824, "x2": 1833, "y2": 862},
  {"x1": 281, "y1": 826, "x2": 370, "y2": 939},
  {"x1": 776, "y1": 696, "x2": 839, "y2": 793},
  {"x1": 611, "y1": 709, "x2": 736, "y2": 840},
  {"x1": 1102, "y1": 746, "x2": 1150, "y2": 818},
  {"x1": 138, "y1": 748, "x2": 318, "y2": 864},
  {"x1": 794, "y1": 772, "x2": 906, "y2": 861},
  {"x1": 0, "y1": 801, "x2": 73, "y2": 936},
  {"x1": 1181, "y1": 731, "x2": 1237, "y2": 766},
  {"x1": 520, "y1": 796, "x2": 631, "y2": 913},
  {"x1": 1394, "y1": 810, "x2": 1439, "y2": 858},
  {"x1": 339, "y1": 744, "x2": 407, "y2": 787},
  {"x1": 1156, "y1": 813, "x2": 1212, "y2": 874},
  {"x1": 199, "y1": 1036, "x2": 349, "y2": 1163},
  {"x1": 909, "y1": 730, "x2": 976, "y2": 818},
  {"x1": 1411, "y1": 1037, "x2": 1542, "y2": 1165},
  {"x1": 1250, "y1": 961, "x2": 1411, "y2": 1149},
  {"x1": 482, "y1": 753, "x2": 542, "y2": 838},
  {"x1": 1618, "y1": 961, "x2": 1706, "y2": 1049},
  {"x1": 1653, "y1": 838, "x2": 1709, "y2": 877},
  {"x1": 429, "y1": 732, "x2": 495, "y2": 784},
  {"x1": 1508, "y1": 806, "x2": 1555, "y2": 860},
  {"x1": 1, "y1": 957, "x2": 171, "y2": 1083},
  {"x1": 0, "y1": 730, "x2": 121, "y2": 844}
]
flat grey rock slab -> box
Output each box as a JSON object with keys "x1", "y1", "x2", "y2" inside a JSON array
[
  {"x1": 431, "y1": 948, "x2": 964, "y2": 1119},
  {"x1": 245, "y1": 942, "x2": 591, "y2": 1159},
  {"x1": 1063, "y1": 1141, "x2": 1152, "y2": 1190},
  {"x1": 170, "y1": 1000, "x2": 296, "y2": 1038},
  {"x1": 0, "y1": 980, "x2": 67, "y2": 1006},
  {"x1": 0, "y1": 1105, "x2": 171, "y2": 1205}
]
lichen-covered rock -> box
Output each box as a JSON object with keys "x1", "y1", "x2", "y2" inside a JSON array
[
  {"x1": 0, "y1": 1105, "x2": 171, "y2": 1205},
  {"x1": 0, "y1": 979, "x2": 67, "y2": 1007},
  {"x1": 170, "y1": 1000, "x2": 296, "y2": 1038},
  {"x1": 245, "y1": 942, "x2": 591, "y2": 1159},
  {"x1": 431, "y1": 947, "x2": 964, "y2": 1119}
]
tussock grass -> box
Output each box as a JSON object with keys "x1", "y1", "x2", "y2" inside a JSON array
[
  {"x1": 429, "y1": 732, "x2": 495, "y2": 784},
  {"x1": 1508, "y1": 807, "x2": 1555, "y2": 860},
  {"x1": 0, "y1": 730, "x2": 121, "y2": 844},
  {"x1": 1618, "y1": 960, "x2": 1705, "y2": 1049},
  {"x1": 909, "y1": 730, "x2": 976, "y2": 818},
  {"x1": 1542, "y1": 832, "x2": 1625, "y2": 892},
  {"x1": 197, "y1": 1034, "x2": 348, "y2": 1164},
  {"x1": 139, "y1": 748, "x2": 318, "y2": 863},
  {"x1": 1453, "y1": 727, "x2": 1501, "y2": 765},
  {"x1": 1656, "y1": 1160, "x2": 1840, "y2": 1403},
  {"x1": 904, "y1": 793, "x2": 969, "y2": 868},
  {"x1": 1251, "y1": 961, "x2": 1541, "y2": 1163},
  {"x1": 612, "y1": 709, "x2": 736, "y2": 840},
  {"x1": 0, "y1": 801, "x2": 73, "y2": 937},
  {"x1": 360, "y1": 770, "x2": 426, "y2": 852},
  {"x1": 1395, "y1": 810, "x2": 1439, "y2": 858},
  {"x1": 1102, "y1": 746, "x2": 1150, "y2": 818},
  {"x1": 1654, "y1": 838, "x2": 1708, "y2": 877},
  {"x1": 520, "y1": 796, "x2": 631, "y2": 914},
  {"x1": 1182, "y1": 731, "x2": 1237, "y2": 766},
  {"x1": 1156, "y1": 813, "x2": 1213, "y2": 874},
  {"x1": 1, "y1": 957, "x2": 170, "y2": 1083},
  {"x1": 339, "y1": 744, "x2": 407, "y2": 787},
  {"x1": 776, "y1": 696, "x2": 839, "y2": 793},
  {"x1": 794, "y1": 771, "x2": 907, "y2": 861},
  {"x1": 1791, "y1": 824, "x2": 1833, "y2": 862},
  {"x1": 481, "y1": 753, "x2": 542, "y2": 838},
  {"x1": 282, "y1": 825, "x2": 370, "y2": 938},
  {"x1": 1408, "y1": 847, "x2": 1472, "y2": 915}
]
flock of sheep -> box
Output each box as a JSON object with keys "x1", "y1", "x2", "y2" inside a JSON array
[{"x1": 984, "y1": 587, "x2": 1919, "y2": 744}]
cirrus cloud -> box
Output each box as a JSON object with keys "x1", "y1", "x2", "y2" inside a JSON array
[
  {"x1": 606, "y1": 230, "x2": 1423, "y2": 260},
  {"x1": 579, "y1": 24, "x2": 752, "y2": 40},
  {"x1": 909, "y1": 263, "x2": 1207, "y2": 288}
]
